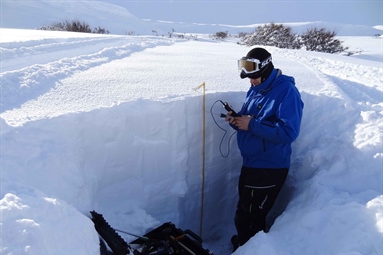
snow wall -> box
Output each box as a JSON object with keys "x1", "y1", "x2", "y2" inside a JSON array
[
  {"x1": 1, "y1": 92, "x2": 245, "y2": 240},
  {"x1": 2, "y1": 87, "x2": 381, "y2": 252}
]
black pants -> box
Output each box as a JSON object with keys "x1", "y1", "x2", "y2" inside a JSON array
[{"x1": 234, "y1": 166, "x2": 288, "y2": 246}]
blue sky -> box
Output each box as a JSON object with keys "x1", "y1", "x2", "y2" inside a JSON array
[{"x1": 103, "y1": 0, "x2": 382, "y2": 26}]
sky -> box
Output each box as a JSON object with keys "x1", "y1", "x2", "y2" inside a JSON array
[
  {"x1": 104, "y1": 0, "x2": 383, "y2": 26},
  {"x1": 1, "y1": 1, "x2": 383, "y2": 255}
]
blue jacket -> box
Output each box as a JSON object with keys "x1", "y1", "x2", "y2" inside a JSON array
[{"x1": 234, "y1": 68, "x2": 303, "y2": 169}]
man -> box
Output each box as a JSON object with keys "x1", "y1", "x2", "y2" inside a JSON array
[{"x1": 226, "y1": 47, "x2": 303, "y2": 251}]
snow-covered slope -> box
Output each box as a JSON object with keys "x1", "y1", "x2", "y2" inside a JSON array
[{"x1": 0, "y1": 0, "x2": 154, "y2": 35}]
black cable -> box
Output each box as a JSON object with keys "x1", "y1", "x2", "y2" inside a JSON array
[{"x1": 210, "y1": 100, "x2": 237, "y2": 158}]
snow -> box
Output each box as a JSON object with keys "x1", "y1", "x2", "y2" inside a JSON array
[{"x1": 1, "y1": 1, "x2": 383, "y2": 255}]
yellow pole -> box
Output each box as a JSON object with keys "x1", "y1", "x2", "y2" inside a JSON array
[{"x1": 193, "y1": 82, "x2": 206, "y2": 237}]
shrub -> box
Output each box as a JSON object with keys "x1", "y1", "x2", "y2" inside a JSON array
[
  {"x1": 39, "y1": 20, "x2": 109, "y2": 34},
  {"x1": 300, "y1": 27, "x2": 348, "y2": 53},
  {"x1": 93, "y1": 26, "x2": 109, "y2": 34},
  {"x1": 212, "y1": 31, "x2": 229, "y2": 40},
  {"x1": 240, "y1": 23, "x2": 301, "y2": 49},
  {"x1": 238, "y1": 32, "x2": 249, "y2": 38}
]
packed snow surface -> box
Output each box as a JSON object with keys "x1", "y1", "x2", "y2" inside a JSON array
[{"x1": 1, "y1": 1, "x2": 383, "y2": 255}]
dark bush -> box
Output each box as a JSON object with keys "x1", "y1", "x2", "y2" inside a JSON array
[
  {"x1": 93, "y1": 26, "x2": 110, "y2": 34},
  {"x1": 39, "y1": 20, "x2": 109, "y2": 34},
  {"x1": 212, "y1": 31, "x2": 229, "y2": 40},
  {"x1": 240, "y1": 23, "x2": 301, "y2": 49},
  {"x1": 301, "y1": 27, "x2": 348, "y2": 53},
  {"x1": 238, "y1": 32, "x2": 249, "y2": 38}
]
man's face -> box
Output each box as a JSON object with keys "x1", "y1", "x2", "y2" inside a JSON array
[{"x1": 249, "y1": 77, "x2": 262, "y2": 86}]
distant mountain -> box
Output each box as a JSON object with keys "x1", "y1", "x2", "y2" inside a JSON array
[{"x1": 1, "y1": 0, "x2": 381, "y2": 36}]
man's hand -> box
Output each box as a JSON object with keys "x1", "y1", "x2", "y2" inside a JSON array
[
  {"x1": 226, "y1": 113, "x2": 252, "y2": 130},
  {"x1": 225, "y1": 111, "x2": 235, "y2": 123}
]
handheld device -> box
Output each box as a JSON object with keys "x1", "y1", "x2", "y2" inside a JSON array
[{"x1": 220, "y1": 100, "x2": 241, "y2": 117}]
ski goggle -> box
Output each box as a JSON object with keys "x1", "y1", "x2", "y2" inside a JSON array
[{"x1": 238, "y1": 56, "x2": 272, "y2": 74}]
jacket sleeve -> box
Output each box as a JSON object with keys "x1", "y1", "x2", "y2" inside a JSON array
[{"x1": 249, "y1": 86, "x2": 303, "y2": 144}]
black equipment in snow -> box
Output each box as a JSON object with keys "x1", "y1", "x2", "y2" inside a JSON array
[
  {"x1": 90, "y1": 210, "x2": 213, "y2": 255},
  {"x1": 90, "y1": 210, "x2": 132, "y2": 255}
]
